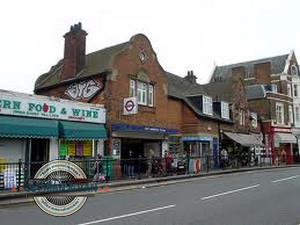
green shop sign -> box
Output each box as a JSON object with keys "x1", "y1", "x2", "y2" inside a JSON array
[{"x1": 0, "y1": 91, "x2": 105, "y2": 124}]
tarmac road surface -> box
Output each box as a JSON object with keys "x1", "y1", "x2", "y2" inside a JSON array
[{"x1": 0, "y1": 167, "x2": 299, "y2": 225}]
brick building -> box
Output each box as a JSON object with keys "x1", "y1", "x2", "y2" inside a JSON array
[
  {"x1": 34, "y1": 23, "x2": 247, "y2": 171},
  {"x1": 210, "y1": 52, "x2": 298, "y2": 164},
  {"x1": 201, "y1": 66, "x2": 263, "y2": 165}
]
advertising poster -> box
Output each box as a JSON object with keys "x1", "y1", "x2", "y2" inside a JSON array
[
  {"x1": 83, "y1": 141, "x2": 92, "y2": 156},
  {"x1": 76, "y1": 143, "x2": 83, "y2": 156},
  {"x1": 68, "y1": 142, "x2": 76, "y2": 156},
  {"x1": 59, "y1": 143, "x2": 67, "y2": 157}
]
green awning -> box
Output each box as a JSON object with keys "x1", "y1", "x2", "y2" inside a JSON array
[
  {"x1": 0, "y1": 115, "x2": 59, "y2": 138},
  {"x1": 59, "y1": 121, "x2": 107, "y2": 140}
]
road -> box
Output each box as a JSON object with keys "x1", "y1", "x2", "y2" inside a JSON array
[{"x1": 0, "y1": 167, "x2": 300, "y2": 225}]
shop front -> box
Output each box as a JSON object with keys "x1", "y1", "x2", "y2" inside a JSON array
[
  {"x1": 292, "y1": 128, "x2": 300, "y2": 162},
  {"x1": 0, "y1": 90, "x2": 106, "y2": 187},
  {"x1": 221, "y1": 132, "x2": 264, "y2": 166},
  {"x1": 110, "y1": 123, "x2": 178, "y2": 176},
  {"x1": 182, "y1": 135, "x2": 218, "y2": 173},
  {"x1": 273, "y1": 129, "x2": 297, "y2": 165}
]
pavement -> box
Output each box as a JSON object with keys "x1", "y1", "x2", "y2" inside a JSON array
[
  {"x1": 0, "y1": 166, "x2": 300, "y2": 224},
  {"x1": 0, "y1": 164, "x2": 297, "y2": 206}
]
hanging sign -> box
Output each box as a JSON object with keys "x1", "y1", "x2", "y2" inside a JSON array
[{"x1": 123, "y1": 97, "x2": 138, "y2": 115}]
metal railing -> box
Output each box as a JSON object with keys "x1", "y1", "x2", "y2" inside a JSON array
[{"x1": 0, "y1": 154, "x2": 298, "y2": 190}]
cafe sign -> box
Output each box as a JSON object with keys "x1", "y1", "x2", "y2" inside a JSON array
[{"x1": 0, "y1": 90, "x2": 105, "y2": 124}]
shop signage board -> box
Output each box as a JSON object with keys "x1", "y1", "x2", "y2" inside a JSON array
[
  {"x1": 123, "y1": 97, "x2": 138, "y2": 115},
  {"x1": 0, "y1": 90, "x2": 105, "y2": 123}
]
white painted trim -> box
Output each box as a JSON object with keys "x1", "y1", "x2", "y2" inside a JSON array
[
  {"x1": 267, "y1": 97, "x2": 293, "y2": 104},
  {"x1": 271, "y1": 79, "x2": 292, "y2": 83},
  {"x1": 244, "y1": 77, "x2": 255, "y2": 81}
]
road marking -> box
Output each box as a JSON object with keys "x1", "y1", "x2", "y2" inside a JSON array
[
  {"x1": 246, "y1": 171, "x2": 255, "y2": 174},
  {"x1": 201, "y1": 184, "x2": 260, "y2": 200},
  {"x1": 272, "y1": 175, "x2": 300, "y2": 183},
  {"x1": 77, "y1": 204, "x2": 176, "y2": 225}
]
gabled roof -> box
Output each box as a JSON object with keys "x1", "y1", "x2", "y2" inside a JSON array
[
  {"x1": 165, "y1": 71, "x2": 207, "y2": 98},
  {"x1": 200, "y1": 81, "x2": 234, "y2": 103},
  {"x1": 35, "y1": 42, "x2": 129, "y2": 90},
  {"x1": 165, "y1": 71, "x2": 232, "y2": 123},
  {"x1": 210, "y1": 53, "x2": 289, "y2": 82}
]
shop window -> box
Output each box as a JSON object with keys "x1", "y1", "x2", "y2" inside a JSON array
[
  {"x1": 221, "y1": 102, "x2": 229, "y2": 119},
  {"x1": 59, "y1": 140, "x2": 93, "y2": 159},
  {"x1": 203, "y1": 96, "x2": 213, "y2": 115},
  {"x1": 276, "y1": 103, "x2": 284, "y2": 125}
]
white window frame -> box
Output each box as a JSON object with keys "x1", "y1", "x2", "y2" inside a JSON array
[
  {"x1": 276, "y1": 102, "x2": 284, "y2": 125},
  {"x1": 272, "y1": 84, "x2": 278, "y2": 93},
  {"x1": 203, "y1": 96, "x2": 213, "y2": 115},
  {"x1": 289, "y1": 105, "x2": 293, "y2": 125},
  {"x1": 251, "y1": 112, "x2": 257, "y2": 128},
  {"x1": 148, "y1": 84, "x2": 154, "y2": 107},
  {"x1": 137, "y1": 81, "x2": 147, "y2": 105},
  {"x1": 239, "y1": 109, "x2": 245, "y2": 125},
  {"x1": 221, "y1": 102, "x2": 229, "y2": 119},
  {"x1": 294, "y1": 84, "x2": 298, "y2": 97},
  {"x1": 287, "y1": 84, "x2": 292, "y2": 97},
  {"x1": 129, "y1": 79, "x2": 136, "y2": 97},
  {"x1": 296, "y1": 106, "x2": 300, "y2": 123}
]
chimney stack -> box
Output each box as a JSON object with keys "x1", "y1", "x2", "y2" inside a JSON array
[
  {"x1": 61, "y1": 22, "x2": 88, "y2": 80},
  {"x1": 184, "y1": 70, "x2": 197, "y2": 84}
]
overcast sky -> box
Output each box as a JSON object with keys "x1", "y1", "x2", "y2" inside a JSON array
[{"x1": 1, "y1": 0, "x2": 300, "y2": 94}]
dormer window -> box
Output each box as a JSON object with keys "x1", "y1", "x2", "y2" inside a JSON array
[
  {"x1": 221, "y1": 102, "x2": 229, "y2": 119},
  {"x1": 203, "y1": 96, "x2": 213, "y2": 115}
]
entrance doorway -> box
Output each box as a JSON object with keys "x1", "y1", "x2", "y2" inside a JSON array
[{"x1": 30, "y1": 139, "x2": 49, "y2": 177}]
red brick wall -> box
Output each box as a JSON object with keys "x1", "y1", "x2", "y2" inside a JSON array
[
  {"x1": 182, "y1": 104, "x2": 219, "y2": 137},
  {"x1": 102, "y1": 34, "x2": 169, "y2": 129}
]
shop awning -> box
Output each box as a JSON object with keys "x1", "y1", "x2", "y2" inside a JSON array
[
  {"x1": 59, "y1": 121, "x2": 107, "y2": 140},
  {"x1": 274, "y1": 133, "x2": 297, "y2": 144},
  {"x1": 224, "y1": 132, "x2": 264, "y2": 147},
  {"x1": 0, "y1": 115, "x2": 59, "y2": 138}
]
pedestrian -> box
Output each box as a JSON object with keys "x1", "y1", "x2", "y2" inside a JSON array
[
  {"x1": 147, "y1": 149, "x2": 154, "y2": 177},
  {"x1": 166, "y1": 152, "x2": 173, "y2": 175},
  {"x1": 93, "y1": 154, "x2": 104, "y2": 182},
  {"x1": 127, "y1": 150, "x2": 134, "y2": 178},
  {"x1": 220, "y1": 148, "x2": 228, "y2": 170}
]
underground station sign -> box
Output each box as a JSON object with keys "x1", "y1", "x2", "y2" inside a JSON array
[{"x1": 123, "y1": 97, "x2": 138, "y2": 115}]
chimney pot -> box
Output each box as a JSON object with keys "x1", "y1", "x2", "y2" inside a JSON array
[{"x1": 61, "y1": 22, "x2": 87, "y2": 81}]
